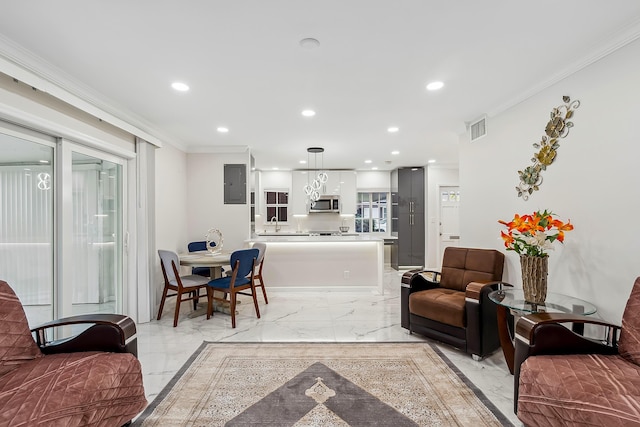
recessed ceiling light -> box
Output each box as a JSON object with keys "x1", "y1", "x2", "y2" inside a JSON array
[
  {"x1": 299, "y1": 160, "x2": 307, "y2": 164},
  {"x1": 391, "y1": 150, "x2": 400, "y2": 155},
  {"x1": 171, "y1": 82, "x2": 190, "y2": 92},
  {"x1": 426, "y1": 81, "x2": 444, "y2": 91},
  {"x1": 372, "y1": 167, "x2": 378, "y2": 170},
  {"x1": 299, "y1": 38, "x2": 320, "y2": 49},
  {"x1": 387, "y1": 126, "x2": 399, "y2": 133},
  {"x1": 428, "y1": 159, "x2": 436, "y2": 163},
  {"x1": 216, "y1": 127, "x2": 229, "y2": 133},
  {"x1": 364, "y1": 160, "x2": 372, "y2": 164},
  {"x1": 301, "y1": 109, "x2": 316, "y2": 117},
  {"x1": 272, "y1": 167, "x2": 279, "y2": 170}
]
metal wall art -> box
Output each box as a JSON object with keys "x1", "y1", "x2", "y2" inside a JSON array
[{"x1": 516, "y1": 96, "x2": 580, "y2": 200}]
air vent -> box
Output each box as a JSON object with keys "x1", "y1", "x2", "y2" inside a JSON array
[{"x1": 470, "y1": 116, "x2": 487, "y2": 142}]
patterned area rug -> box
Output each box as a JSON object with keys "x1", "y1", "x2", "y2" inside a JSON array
[{"x1": 133, "y1": 342, "x2": 512, "y2": 426}]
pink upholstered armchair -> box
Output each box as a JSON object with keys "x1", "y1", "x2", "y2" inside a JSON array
[
  {"x1": 514, "y1": 277, "x2": 640, "y2": 426},
  {"x1": 0, "y1": 280, "x2": 147, "y2": 426}
]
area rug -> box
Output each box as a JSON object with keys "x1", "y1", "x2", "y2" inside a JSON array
[{"x1": 133, "y1": 342, "x2": 512, "y2": 426}]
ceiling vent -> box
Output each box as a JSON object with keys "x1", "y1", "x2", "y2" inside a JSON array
[{"x1": 469, "y1": 116, "x2": 487, "y2": 142}]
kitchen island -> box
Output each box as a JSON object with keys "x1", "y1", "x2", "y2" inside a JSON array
[{"x1": 247, "y1": 234, "x2": 384, "y2": 294}]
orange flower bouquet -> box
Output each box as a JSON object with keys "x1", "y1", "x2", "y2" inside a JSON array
[{"x1": 498, "y1": 210, "x2": 573, "y2": 257}]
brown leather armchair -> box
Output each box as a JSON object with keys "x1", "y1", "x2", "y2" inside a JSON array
[
  {"x1": 401, "y1": 247, "x2": 506, "y2": 359},
  {"x1": 0, "y1": 280, "x2": 147, "y2": 426},
  {"x1": 513, "y1": 277, "x2": 640, "y2": 426}
]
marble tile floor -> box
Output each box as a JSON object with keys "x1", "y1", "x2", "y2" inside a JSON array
[{"x1": 137, "y1": 268, "x2": 521, "y2": 426}]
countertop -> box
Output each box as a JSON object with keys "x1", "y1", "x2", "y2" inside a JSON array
[{"x1": 249, "y1": 234, "x2": 387, "y2": 242}]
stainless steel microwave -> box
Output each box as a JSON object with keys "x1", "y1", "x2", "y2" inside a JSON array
[{"x1": 309, "y1": 196, "x2": 340, "y2": 213}]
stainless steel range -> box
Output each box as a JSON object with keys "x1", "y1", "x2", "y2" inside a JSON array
[{"x1": 308, "y1": 230, "x2": 343, "y2": 236}]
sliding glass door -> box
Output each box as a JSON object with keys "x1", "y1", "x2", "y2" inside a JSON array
[
  {"x1": 0, "y1": 122, "x2": 128, "y2": 325},
  {"x1": 70, "y1": 151, "x2": 123, "y2": 315},
  {"x1": 0, "y1": 127, "x2": 55, "y2": 325}
]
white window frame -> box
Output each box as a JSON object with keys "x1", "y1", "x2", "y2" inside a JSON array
[
  {"x1": 356, "y1": 191, "x2": 389, "y2": 234},
  {"x1": 264, "y1": 189, "x2": 290, "y2": 223}
]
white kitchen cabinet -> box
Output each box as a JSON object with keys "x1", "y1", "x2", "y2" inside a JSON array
[
  {"x1": 323, "y1": 171, "x2": 341, "y2": 196},
  {"x1": 338, "y1": 170, "x2": 357, "y2": 215}
]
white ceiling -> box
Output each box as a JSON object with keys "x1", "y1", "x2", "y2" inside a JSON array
[{"x1": 1, "y1": 1, "x2": 640, "y2": 171}]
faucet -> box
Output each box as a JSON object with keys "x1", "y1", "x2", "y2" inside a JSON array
[{"x1": 270, "y1": 216, "x2": 281, "y2": 232}]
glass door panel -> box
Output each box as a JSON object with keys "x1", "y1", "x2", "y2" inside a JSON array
[
  {"x1": 71, "y1": 152, "x2": 123, "y2": 315},
  {"x1": 0, "y1": 131, "x2": 54, "y2": 326}
]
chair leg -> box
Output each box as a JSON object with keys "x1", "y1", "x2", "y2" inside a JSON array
[
  {"x1": 173, "y1": 289, "x2": 183, "y2": 327},
  {"x1": 206, "y1": 288, "x2": 214, "y2": 320},
  {"x1": 259, "y1": 276, "x2": 268, "y2": 304},
  {"x1": 251, "y1": 285, "x2": 261, "y2": 319},
  {"x1": 193, "y1": 290, "x2": 199, "y2": 310},
  {"x1": 157, "y1": 285, "x2": 169, "y2": 321},
  {"x1": 230, "y1": 292, "x2": 237, "y2": 328}
]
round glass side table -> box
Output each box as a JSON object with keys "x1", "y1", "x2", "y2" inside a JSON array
[{"x1": 488, "y1": 289, "x2": 597, "y2": 374}]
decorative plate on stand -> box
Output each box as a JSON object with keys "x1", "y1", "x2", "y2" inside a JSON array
[{"x1": 205, "y1": 229, "x2": 223, "y2": 254}]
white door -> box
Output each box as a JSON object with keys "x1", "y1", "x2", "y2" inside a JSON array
[{"x1": 438, "y1": 186, "x2": 460, "y2": 263}]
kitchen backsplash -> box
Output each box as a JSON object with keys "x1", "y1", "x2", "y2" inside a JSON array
[{"x1": 257, "y1": 213, "x2": 355, "y2": 233}]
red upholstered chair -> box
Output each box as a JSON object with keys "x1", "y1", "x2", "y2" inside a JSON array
[
  {"x1": 514, "y1": 277, "x2": 640, "y2": 426},
  {"x1": 401, "y1": 247, "x2": 506, "y2": 359},
  {"x1": 0, "y1": 280, "x2": 147, "y2": 426}
]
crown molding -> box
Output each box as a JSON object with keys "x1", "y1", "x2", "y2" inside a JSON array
[
  {"x1": 485, "y1": 16, "x2": 640, "y2": 118},
  {"x1": 188, "y1": 145, "x2": 250, "y2": 154},
  {"x1": 0, "y1": 34, "x2": 176, "y2": 148}
]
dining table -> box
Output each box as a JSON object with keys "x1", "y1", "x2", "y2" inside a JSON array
[{"x1": 179, "y1": 250, "x2": 232, "y2": 315}]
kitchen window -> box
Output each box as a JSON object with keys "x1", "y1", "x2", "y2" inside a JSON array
[
  {"x1": 356, "y1": 192, "x2": 388, "y2": 233},
  {"x1": 265, "y1": 190, "x2": 288, "y2": 222}
]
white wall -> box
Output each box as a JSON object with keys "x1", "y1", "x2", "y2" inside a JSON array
[
  {"x1": 186, "y1": 152, "x2": 252, "y2": 251},
  {"x1": 460, "y1": 37, "x2": 640, "y2": 324},
  {"x1": 426, "y1": 166, "x2": 459, "y2": 268},
  {"x1": 153, "y1": 143, "x2": 190, "y2": 309},
  {"x1": 155, "y1": 143, "x2": 189, "y2": 254}
]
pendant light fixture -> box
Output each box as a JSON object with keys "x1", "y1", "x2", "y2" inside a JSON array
[{"x1": 303, "y1": 147, "x2": 328, "y2": 208}]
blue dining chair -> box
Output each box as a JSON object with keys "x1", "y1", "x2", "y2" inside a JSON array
[
  {"x1": 252, "y1": 242, "x2": 269, "y2": 304},
  {"x1": 206, "y1": 248, "x2": 260, "y2": 328},
  {"x1": 188, "y1": 240, "x2": 219, "y2": 277}
]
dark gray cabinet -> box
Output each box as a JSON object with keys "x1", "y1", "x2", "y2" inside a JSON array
[
  {"x1": 391, "y1": 167, "x2": 425, "y2": 269},
  {"x1": 224, "y1": 164, "x2": 246, "y2": 204}
]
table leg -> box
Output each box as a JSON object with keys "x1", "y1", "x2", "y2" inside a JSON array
[
  {"x1": 571, "y1": 304, "x2": 585, "y2": 335},
  {"x1": 209, "y1": 266, "x2": 232, "y2": 314},
  {"x1": 496, "y1": 304, "x2": 515, "y2": 374},
  {"x1": 189, "y1": 266, "x2": 231, "y2": 318}
]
